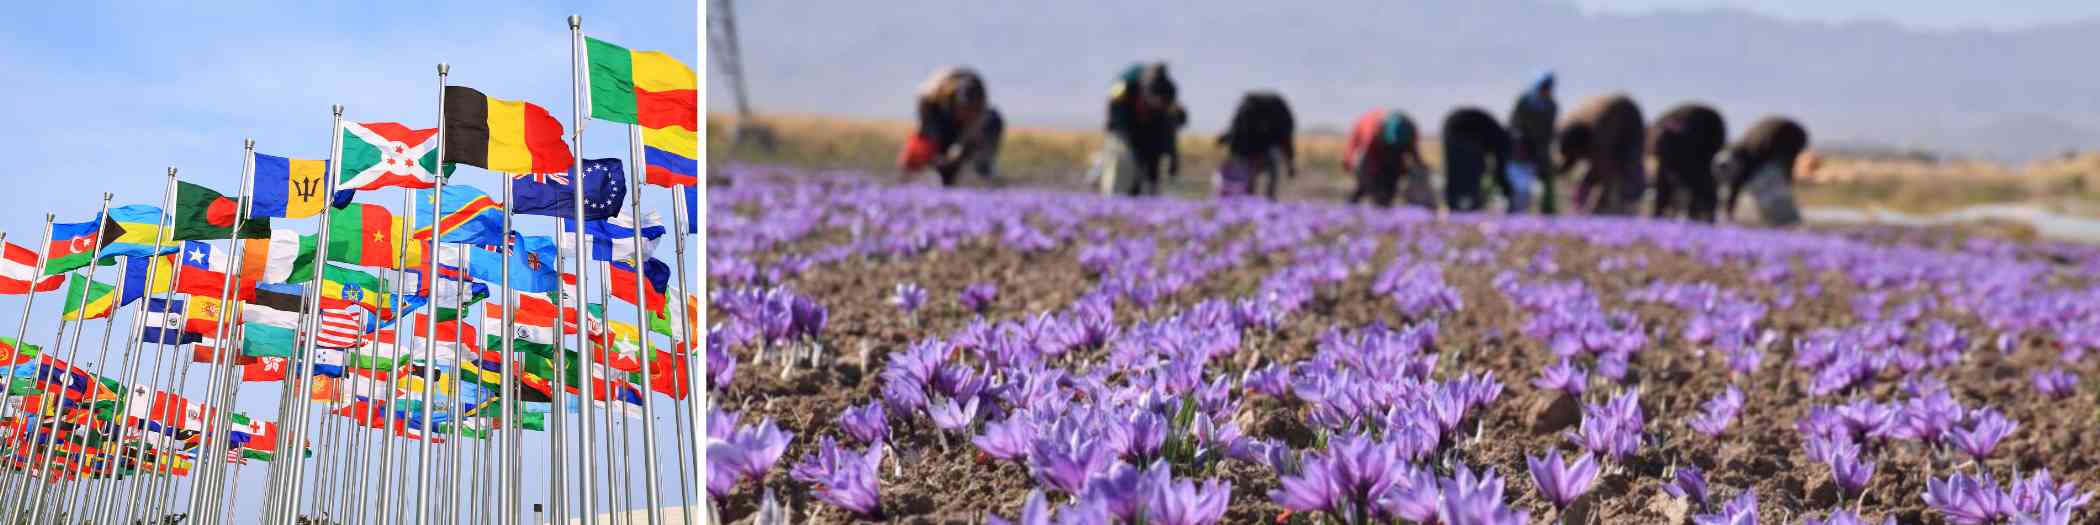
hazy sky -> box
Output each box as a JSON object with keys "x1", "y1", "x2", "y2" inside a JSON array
[
  {"x1": 1569, "y1": 0, "x2": 2100, "y2": 30},
  {"x1": 0, "y1": 1, "x2": 694, "y2": 522}
]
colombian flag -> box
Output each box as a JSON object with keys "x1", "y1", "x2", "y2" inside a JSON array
[
  {"x1": 641, "y1": 126, "x2": 697, "y2": 187},
  {"x1": 584, "y1": 37, "x2": 696, "y2": 130}
]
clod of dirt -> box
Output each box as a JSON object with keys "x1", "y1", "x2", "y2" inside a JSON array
[{"x1": 1528, "y1": 391, "x2": 1584, "y2": 434}]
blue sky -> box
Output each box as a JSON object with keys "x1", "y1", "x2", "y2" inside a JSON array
[
  {"x1": 0, "y1": 1, "x2": 694, "y2": 522},
  {"x1": 1568, "y1": 0, "x2": 2100, "y2": 30}
]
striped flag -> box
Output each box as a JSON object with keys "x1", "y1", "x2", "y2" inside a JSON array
[
  {"x1": 0, "y1": 242, "x2": 62, "y2": 294},
  {"x1": 315, "y1": 307, "x2": 367, "y2": 349},
  {"x1": 139, "y1": 298, "x2": 200, "y2": 346}
]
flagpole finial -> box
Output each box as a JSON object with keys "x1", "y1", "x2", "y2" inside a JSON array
[
  {"x1": 332, "y1": 104, "x2": 345, "y2": 116},
  {"x1": 166, "y1": 167, "x2": 178, "y2": 178},
  {"x1": 568, "y1": 15, "x2": 580, "y2": 28},
  {"x1": 102, "y1": 192, "x2": 113, "y2": 203},
  {"x1": 244, "y1": 139, "x2": 256, "y2": 150},
  {"x1": 438, "y1": 63, "x2": 450, "y2": 76}
]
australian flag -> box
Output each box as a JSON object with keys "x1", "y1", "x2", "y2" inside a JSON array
[{"x1": 511, "y1": 158, "x2": 625, "y2": 220}]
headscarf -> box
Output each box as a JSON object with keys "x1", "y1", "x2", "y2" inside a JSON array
[
  {"x1": 1381, "y1": 111, "x2": 1414, "y2": 146},
  {"x1": 1523, "y1": 70, "x2": 1555, "y2": 109}
]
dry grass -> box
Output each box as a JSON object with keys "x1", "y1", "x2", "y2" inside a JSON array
[{"x1": 710, "y1": 113, "x2": 2100, "y2": 216}]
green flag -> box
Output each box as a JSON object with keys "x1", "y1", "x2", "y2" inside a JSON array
[
  {"x1": 170, "y1": 181, "x2": 271, "y2": 240},
  {"x1": 60, "y1": 274, "x2": 117, "y2": 320}
]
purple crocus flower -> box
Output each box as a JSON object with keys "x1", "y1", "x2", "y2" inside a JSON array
[
  {"x1": 1692, "y1": 491, "x2": 1758, "y2": 525},
  {"x1": 890, "y1": 282, "x2": 927, "y2": 316},
  {"x1": 1241, "y1": 363, "x2": 1292, "y2": 399},
  {"x1": 1800, "y1": 509, "x2": 1895, "y2": 525},
  {"x1": 1527, "y1": 450, "x2": 1601, "y2": 510},
  {"x1": 1820, "y1": 441, "x2": 1875, "y2": 499},
  {"x1": 837, "y1": 401, "x2": 888, "y2": 445},
  {"x1": 973, "y1": 414, "x2": 1038, "y2": 461},
  {"x1": 1926, "y1": 472, "x2": 2016, "y2": 525},
  {"x1": 1084, "y1": 461, "x2": 1168, "y2": 520},
  {"x1": 1663, "y1": 466, "x2": 1709, "y2": 509},
  {"x1": 1891, "y1": 390, "x2": 1965, "y2": 444},
  {"x1": 802, "y1": 439, "x2": 886, "y2": 520},
  {"x1": 929, "y1": 396, "x2": 981, "y2": 432},
  {"x1": 1146, "y1": 477, "x2": 1232, "y2": 525},
  {"x1": 1687, "y1": 385, "x2": 1745, "y2": 437},
  {"x1": 961, "y1": 282, "x2": 999, "y2": 314},
  {"x1": 706, "y1": 410, "x2": 794, "y2": 497},
  {"x1": 1948, "y1": 408, "x2": 2018, "y2": 461},
  {"x1": 1028, "y1": 425, "x2": 1117, "y2": 495},
  {"x1": 2030, "y1": 369, "x2": 2077, "y2": 400},
  {"x1": 1436, "y1": 465, "x2": 1530, "y2": 525},
  {"x1": 1532, "y1": 359, "x2": 1588, "y2": 396}
]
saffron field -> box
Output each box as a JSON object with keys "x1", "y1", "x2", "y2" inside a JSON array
[{"x1": 703, "y1": 165, "x2": 2100, "y2": 524}]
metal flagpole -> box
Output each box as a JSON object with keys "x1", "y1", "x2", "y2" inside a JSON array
[
  {"x1": 666, "y1": 177, "x2": 697, "y2": 522},
  {"x1": 623, "y1": 123, "x2": 666, "y2": 525},
  {"x1": 546, "y1": 216, "x2": 570, "y2": 525},
  {"x1": 65, "y1": 233, "x2": 137, "y2": 520},
  {"x1": 0, "y1": 217, "x2": 52, "y2": 507},
  {"x1": 499, "y1": 176, "x2": 519, "y2": 525},
  {"x1": 221, "y1": 460, "x2": 246, "y2": 525},
  {"x1": 368, "y1": 184, "x2": 415, "y2": 525},
  {"x1": 567, "y1": 15, "x2": 602, "y2": 525},
  {"x1": 258, "y1": 268, "x2": 315, "y2": 524},
  {"x1": 144, "y1": 290, "x2": 199, "y2": 524},
  {"x1": 594, "y1": 266, "x2": 618, "y2": 517},
  {"x1": 123, "y1": 254, "x2": 184, "y2": 525},
  {"x1": 443, "y1": 248, "x2": 471, "y2": 525},
  {"x1": 185, "y1": 140, "x2": 256, "y2": 524},
  {"x1": 24, "y1": 192, "x2": 114, "y2": 522},
  {"x1": 90, "y1": 167, "x2": 180, "y2": 524},
  {"x1": 110, "y1": 168, "x2": 182, "y2": 523},
  {"x1": 264, "y1": 104, "x2": 345, "y2": 525},
  {"x1": 414, "y1": 61, "x2": 452, "y2": 525}
]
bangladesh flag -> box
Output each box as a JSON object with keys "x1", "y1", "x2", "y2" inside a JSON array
[
  {"x1": 171, "y1": 181, "x2": 272, "y2": 241},
  {"x1": 337, "y1": 122, "x2": 444, "y2": 193}
]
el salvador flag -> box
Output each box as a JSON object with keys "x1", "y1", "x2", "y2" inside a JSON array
[{"x1": 140, "y1": 298, "x2": 200, "y2": 345}]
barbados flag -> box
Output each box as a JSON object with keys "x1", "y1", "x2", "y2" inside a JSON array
[
  {"x1": 250, "y1": 153, "x2": 330, "y2": 219},
  {"x1": 412, "y1": 184, "x2": 504, "y2": 245}
]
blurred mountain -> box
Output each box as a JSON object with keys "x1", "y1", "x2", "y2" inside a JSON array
[{"x1": 709, "y1": 0, "x2": 2100, "y2": 161}]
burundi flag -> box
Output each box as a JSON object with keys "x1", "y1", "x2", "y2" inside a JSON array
[
  {"x1": 0, "y1": 241, "x2": 64, "y2": 294},
  {"x1": 337, "y1": 122, "x2": 443, "y2": 193},
  {"x1": 642, "y1": 126, "x2": 698, "y2": 188},
  {"x1": 510, "y1": 158, "x2": 624, "y2": 220},
  {"x1": 441, "y1": 86, "x2": 574, "y2": 175},
  {"x1": 60, "y1": 273, "x2": 119, "y2": 321},
  {"x1": 412, "y1": 184, "x2": 505, "y2": 245},
  {"x1": 44, "y1": 216, "x2": 123, "y2": 276},
  {"x1": 249, "y1": 153, "x2": 330, "y2": 219},
  {"x1": 170, "y1": 181, "x2": 271, "y2": 241},
  {"x1": 583, "y1": 37, "x2": 697, "y2": 130}
]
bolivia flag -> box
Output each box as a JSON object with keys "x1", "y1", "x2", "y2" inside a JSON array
[
  {"x1": 442, "y1": 86, "x2": 573, "y2": 175},
  {"x1": 249, "y1": 153, "x2": 330, "y2": 219},
  {"x1": 60, "y1": 273, "x2": 118, "y2": 321},
  {"x1": 584, "y1": 37, "x2": 696, "y2": 130},
  {"x1": 0, "y1": 242, "x2": 62, "y2": 294},
  {"x1": 337, "y1": 122, "x2": 443, "y2": 193},
  {"x1": 641, "y1": 126, "x2": 697, "y2": 187},
  {"x1": 171, "y1": 181, "x2": 271, "y2": 241},
  {"x1": 44, "y1": 216, "x2": 122, "y2": 276}
]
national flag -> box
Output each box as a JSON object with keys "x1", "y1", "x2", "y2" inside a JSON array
[
  {"x1": 226, "y1": 413, "x2": 284, "y2": 460},
  {"x1": 561, "y1": 208, "x2": 663, "y2": 263},
  {"x1": 110, "y1": 253, "x2": 175, "y2": 305},
  {"x1": 44, "y1": 216, "x2": 122, "y2": 276},
  {"x1": 0, "y1": 242, "x2": 63, "y2": 294},
  {"x1": 584, "y1": 37, "x2": 696, "y2": 130},
  {"x1": 336, "y1": 122, "x2": 443, "y2": 193},
  {"x1": 607, "y1": 259, "x2": 670, "y2": 314},
  {"x1": 345, "y1": 336, "x2": 408, "y2": 371},
  {"x1": 139, "y1": 298, "x2": 199, "y2": 346},
  {"x1": 237, "y1": 229, "x2": 316, "y2": 283},
  {"x1": 441, "y1": 86, "x2": 574, "y2": 175},
  {"x1": 184, "y1": 295, "x2": 224, "y2": 335},
  {"x1": 683, "y1": 183, "x2": 698, "y2": 234},
  {"x1": 511, "y1": 158, "x2": 624, "y2": 220},
  {"x1": 405, "y1": 267, "x2": 489, "y2": 308},
  {"x1": 172, "y1": 241, "x2": 260, "y2": 301},
  {"x1": 319, "y1": 264, "x2": 393, "y2": 316},
  {"x1": 249, "y1": 153, "x2": 330, "y2": 219},
  {"x1": 238, "y1": 283, "x2": 306, "y2": 358},
  {"x1": 315, "y1": 307, "x2": 367, "y2": 349},
  {"x1": 481, "y1": 300, "x2": 560, "y2": 356},
  {"x1": 123, "y1": 386, "x2": 205, "y2": 433},
  {"x1": 646, "y1": 289, "x2": 698, "y2": 340},
  {"x1": 0, "y1": 337, "x2": 38, "y2": 367},
  {"x1": 101, "y1": 205, "x2": 177, "y2": 259},
  {"x1": 325, "y1": 203, "x2": 414, "y2": 269},
  {"x1": 451, "y1": 233, "x2": 558, "y2": 293},
  {"x1": 642, "y1": 126, "x2": 698, "y2": 187},
  {"x1": 399, "y1": 314, "x2": 481, "y2": 364},
  {"x1": 241, "y1": 358, "x2": 289, "y2": 382},
  {"x1": 412, "y1": 184, "x2": 505, "y2": 245},
  {"x1": 170, "y1": 181, "x2": 271, "y2": 241},
  {"x1": 59, "y1": 274, "x2": 118, "y2": 321},
  {"x1": 648, "y1": 350, "x2": 689, "y2": 399}
]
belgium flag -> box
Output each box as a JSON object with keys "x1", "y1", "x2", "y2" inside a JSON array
[{"x1": 442, "y1": 85, "x2": 575, "y2": 175}]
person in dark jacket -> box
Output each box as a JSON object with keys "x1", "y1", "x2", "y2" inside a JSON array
[
  {"x1": 1215, "y1": 91, "x2": 1297, "y2": 200},
  {"x1": 1718, "y1": 116, "x2": 1810, "y2": 226},
  {"x1": 1095, "y1": 62, "x2": 1187, "y2": 196},
  {"x1": 1559, "y1": 94, "x2": 1647, "y2": 215},
  {"x1": 1647, "y1": 103, "x2": 1728, "y2": 221},
  {"x1": 1440, "y1": 107, "x2": 1514, "y2": 212},
  {"x1": 1344, "y1": 110, "x2": 1431, "y2": 208},
  {"x1": 898, "y1": 67, "x2": 1005, "y2": 187},
  {"x1": 1506, "y1": 72, "x2": 1558, "y2": 213}
]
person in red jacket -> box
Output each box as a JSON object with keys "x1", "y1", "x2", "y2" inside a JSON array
[
  {"x1": 1345, "y1": 110, "x2": 1433, "y2": 208},
  {"x1": 898, "y1": 67, "x2": 1004, "y2": 186}
]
